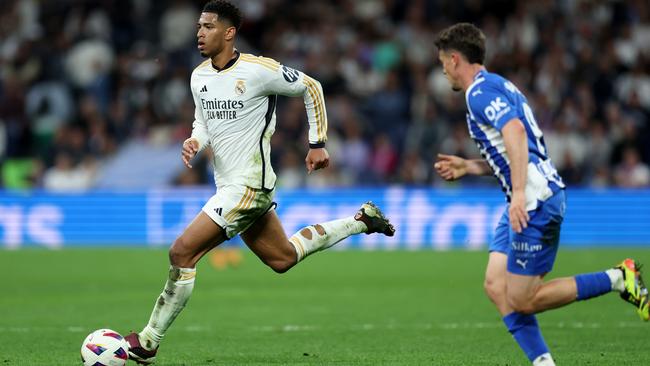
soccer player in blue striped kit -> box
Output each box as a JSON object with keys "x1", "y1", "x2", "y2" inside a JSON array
[{"x1": 433, "y1": 23, "x2": 648, "y2": 365}]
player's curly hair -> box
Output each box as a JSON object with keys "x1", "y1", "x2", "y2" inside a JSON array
[
  {"x1": 203, "y1": 0, "x2": 242, "y2": 30},
  {"x1": 434, "y1": 23, "x2": 486, "y2": 65}
]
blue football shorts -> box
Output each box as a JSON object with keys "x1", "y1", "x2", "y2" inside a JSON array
[{"x1": 489, "y1": 190, "x2": 566, "y2": 276}]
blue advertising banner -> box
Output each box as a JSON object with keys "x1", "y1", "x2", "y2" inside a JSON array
[{"x1": 1, "y1": 188, "x2": 648, "y2": 248}]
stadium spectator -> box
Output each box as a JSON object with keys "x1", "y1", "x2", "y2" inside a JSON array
[
  {"x1": 0, "y1": 0, "x2": 648, "y2": 189},
  {"x1": 42, "y1": 152, "x2": 96, "y2": 191},
  {"x1": 614, "y1": 146, "x2": 650, "y2": 188}
]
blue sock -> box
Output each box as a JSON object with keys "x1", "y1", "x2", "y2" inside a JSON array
[
  {"x1": 503, "y1": 312, "x2": 549, "y2": 362},
  {"x1": 575, "y1": 272, "x2": 611, "y2": 301}
]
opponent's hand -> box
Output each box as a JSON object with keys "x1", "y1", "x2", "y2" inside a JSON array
[
  {"x1": 509, "y1": 191, "x2": 530, "y2": 233},
  {"x1": 182, "y1": 138, "x2": 199, "y2": 169},
  {"x1": 434, "y1": 153, "x2": 467, "y2": 181},
  {"x1": 305, "y1": 148, "x2": 330, "y2": 174}
]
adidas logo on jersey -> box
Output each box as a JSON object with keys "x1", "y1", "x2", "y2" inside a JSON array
[{"x1": 200, "y1": 85, "x2": 208, "y2": 93}]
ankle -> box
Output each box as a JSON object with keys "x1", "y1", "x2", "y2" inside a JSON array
[
  {"x1": 139, "y1": 327, "x2": 162, "y2": 350},
  {"x1": 605, "y1": 268, "x2": 624, "y2": 293}
]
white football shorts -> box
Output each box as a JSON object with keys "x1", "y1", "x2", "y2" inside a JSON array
[{"x1": 202, "y1": 185, "x2": 275, "y2": 239}]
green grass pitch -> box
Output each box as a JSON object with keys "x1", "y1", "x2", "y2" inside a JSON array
[{"x1": 1, "y1": 248, "x2": 648, "y2": 365}]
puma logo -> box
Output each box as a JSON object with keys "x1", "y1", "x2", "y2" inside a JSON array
[{"x1": 516, "y1": 259, "x2": 528, "y2": 269}]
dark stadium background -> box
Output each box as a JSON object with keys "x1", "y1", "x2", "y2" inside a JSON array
[{"x1": 1, "y1": 0, "x2": 648, "y2": 190}]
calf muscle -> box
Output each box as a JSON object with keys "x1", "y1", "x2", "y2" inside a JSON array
[{"x1": 170, "y1": 212, "x2": 227, "y2": 268}]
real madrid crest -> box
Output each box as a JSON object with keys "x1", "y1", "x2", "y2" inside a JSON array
[{"x1": 235, "y1": 79, "x2": 246, "y2": 96}]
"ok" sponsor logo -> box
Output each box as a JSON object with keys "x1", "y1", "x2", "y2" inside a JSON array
[{"x1": 483, "y1": 97, "x2": 508, "y2": 121}]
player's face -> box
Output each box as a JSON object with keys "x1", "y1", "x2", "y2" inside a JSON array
[
  {"x1": 196, "y1": 12, "x2": 233, "y2": 58},
  {"x1": 438, "y1": 50, "x2": 462, "y2": 92}
]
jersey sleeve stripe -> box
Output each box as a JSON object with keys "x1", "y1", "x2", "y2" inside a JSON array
[
  {"x1": 257, "y1": 55, "x2": 281, "y2": 67},
  {"x1": 303, "y1": 76, "x2": 327, "y2": 143},
  {"x1": 302, "y1": 78, "x2": 321, "y2": 142},
  {"x1": 303, "y1": 78, "x2": 323, "y2": 142},
  {"x1": 242, "y1": 58, "x2": 278, "y2": 72},
  {"x1": 310, "y1": 76, "x2": 327, "y2": 142},
  {"x1": 241, "y1": 53, "x2": 278, "y2": 64},
  {"x1": 310, "y1": 77, "x2": 326, "y2": 143},
  {"x1": 240, "y1": 55, "x2": 280, "y2": 72},
  {"x1": 309, "y1": 76, "x2": 328, "y2": 142}
]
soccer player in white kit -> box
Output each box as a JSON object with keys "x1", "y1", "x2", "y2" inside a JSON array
[{"x1": 124, "y1": 1, "x2": 395, "y2": 364}]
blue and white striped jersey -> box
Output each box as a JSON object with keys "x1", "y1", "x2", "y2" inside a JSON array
[{"x1": 465, "y1": 70, "x2": 564, "y2": 211}]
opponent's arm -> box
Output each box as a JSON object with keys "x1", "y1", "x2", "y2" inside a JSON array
[
  {"x1": 466, "y1": 159, "x2": 492, "y2": 175},
  {"x1": 434, "y1": 154, "x2": 492, "y2": 180},
  {"x1": 502, "y1": 118, "x2": 530, "y2": 233},
  {"x1": 257, "y1": 58, "x2": 328, "y2": 172}
]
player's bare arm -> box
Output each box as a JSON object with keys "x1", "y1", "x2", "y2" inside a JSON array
[
  {"x1": 181, "y1": 138, "x2": 199, "y2": 169},
  {"x1": 502, "y1": 118, "x2": 530, "y2": 233},
  {"x1": 305, "y1": 147, "x2": 330, "y2": 173},
  {"x1": 434, "y1": 153, "x2": 491, "y2": 181}
]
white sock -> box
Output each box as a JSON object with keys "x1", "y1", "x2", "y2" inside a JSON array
[
  {"x1": 532, "y1": 353, "x2": 556, "y2": 366},
  {"x1": 139, "y1": 267, "x2": 196, "y2": 350},
  {"x1": 289, "y1": 216, "x2": 366, "y2": 261},
  {"x1": 606, "y1": 268, "x2": 625, "y2": 292}
]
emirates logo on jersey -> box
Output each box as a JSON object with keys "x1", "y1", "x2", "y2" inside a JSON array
[
  {"x1": 200, "y1": 98, "x2": 244, "y2": 120},
  {"x1": 235, "y1": 79, "x2": 246, "y2": 96}
]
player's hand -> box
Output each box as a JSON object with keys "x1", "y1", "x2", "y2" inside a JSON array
[
  {"x1": 305, "y1": 148, "x2": 330, "y2": 174},
  {"x1": 182, "y1": 138, "x2": 199, "y2": 169},
  {"x1": 509, "y1": 191, "x2": 530, "y2": 233},
  {"x1": 434, "y1": 153, "x2": 467, "y2": 181}
]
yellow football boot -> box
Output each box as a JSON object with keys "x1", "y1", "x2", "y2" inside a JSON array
[{"x1": 617, "y1": 259, "x2": 649, "y2": 321}]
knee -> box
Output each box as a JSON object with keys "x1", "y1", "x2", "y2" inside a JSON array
[
  {"x1": 484, "y1": 276, "x2": 505, "y2": 303},
  {"x1": 169, "y1": 236, "x2": 193, "y2": 267},
  {"x1": 507, "y1": 293, "x2": 536, "y2": 314},
  {"x1": 263, "y1": 241, "x2": 299, "y2": 274},
  {"x1": 267, "y1": 258, "x2": 295, "y2": 274}
]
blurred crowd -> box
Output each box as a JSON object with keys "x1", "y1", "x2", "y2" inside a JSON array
[{"x1": 0, "y1": 0, "x2": 649, "y2": 191}]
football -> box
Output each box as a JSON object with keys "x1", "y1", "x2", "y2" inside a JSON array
[{"x1": 80, "y1": 329, "x2": 129, "y2": 366}]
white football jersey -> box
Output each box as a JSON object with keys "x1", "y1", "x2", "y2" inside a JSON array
[{"x1": 190, "y1": 52, "x2": 328, "y2": 190}]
